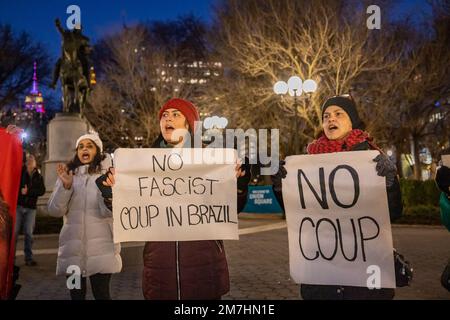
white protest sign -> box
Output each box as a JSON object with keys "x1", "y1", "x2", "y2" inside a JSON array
[
  {"x1": 442, "y1": 155, "x2": 450, "y2": 167},
  {"x1": 282, "y1": 150, "x2": 395, "y2": 289},
  {"x1": 112, "y1": 148, "x2": 238, "y2": 243}
]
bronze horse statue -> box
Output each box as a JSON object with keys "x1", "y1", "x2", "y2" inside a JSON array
[{"x1": 51, "y1": 19, "x2": 91, "y2": 114}]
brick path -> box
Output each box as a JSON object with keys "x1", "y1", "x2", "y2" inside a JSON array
[{"x1": 13, "y1": 215, "x2": 450, "y2": 300}]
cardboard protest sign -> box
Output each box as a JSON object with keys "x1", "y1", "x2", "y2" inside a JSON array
[
  {"x1": 282, "y1": 151, "x2": 395, "y2": 289},
  {"x1": 442, "y1": 155, "x2": 450, "y2": 167},
  {"x1": 112, "y1": 148, "x2": 238, "y2": 243},
  {"x1": 0, "y1": 127, "x2": 23, "y2": 300}
]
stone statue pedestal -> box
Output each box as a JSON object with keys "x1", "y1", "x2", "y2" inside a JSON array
[{"x1": 37, "y1": 113, "x2": 89, "y2": 214}]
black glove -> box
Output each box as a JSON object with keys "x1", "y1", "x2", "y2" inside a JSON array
[
  {"x1": 103, "y1": 198, "x2": 113, "y2": 211},
  {"x1": 373, "y1": 154, "x2": 397, "y2": 188},
  {"x1": 271, "y1": 160, "x2": 287, "y2": 192},
  {"x1": 95, "y1": 168, "x2": 113, "y2": 199},
  {"x1": 436, "y1": 165, "x2": 450, "y2": 196}
]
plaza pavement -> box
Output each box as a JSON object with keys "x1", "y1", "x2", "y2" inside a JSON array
[{"x1": 13, "y1": 214, "x2": 450, "y2": 300}]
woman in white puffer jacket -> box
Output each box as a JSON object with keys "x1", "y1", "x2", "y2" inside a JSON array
[{"x1": 48, "y1": 134, "x2": 121, "y2": 300}]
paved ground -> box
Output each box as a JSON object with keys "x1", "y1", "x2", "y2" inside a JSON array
[{"x1": 13, "y1": 214, "x2": 450, "y2": 300}]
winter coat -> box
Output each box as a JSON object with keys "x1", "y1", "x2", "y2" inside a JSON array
[
  {"x1": 440, "y1": 193, "x2": 450, "y2": 232},
  {"x1": 47, "y1": 164, "x2": 122, "y2": 277},
  {"x1": 300, "y1": 140, "x2": 401, "y2": 300},
  {"x1": 142, "y1": 137, "x2": 248, "y2": 300},
  {"x1": 0, "y1": 126, "x2": 22, "y2": 300},
  {"x1": 17, "y1": 167, "x2": 45, "y2": 209}
]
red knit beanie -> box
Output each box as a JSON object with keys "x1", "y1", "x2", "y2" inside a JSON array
[{"x1": 158, "y1": 98, "x2": 200, "y2": 132}]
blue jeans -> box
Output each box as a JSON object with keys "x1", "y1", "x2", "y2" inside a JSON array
[{"x1": 14, "y1": 205, "x2": 36, "y2": 262}]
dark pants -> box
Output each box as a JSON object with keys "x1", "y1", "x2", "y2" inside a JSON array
[{"x1": 69, "y1": 273, "x2": 112, "y2": 300}]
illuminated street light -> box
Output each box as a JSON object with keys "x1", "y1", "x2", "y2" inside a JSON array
[
  {"x1": 274, "y1": 76, "x2": 317, "y2": 153},
  {"x1": 204, "y1": 116, "x2": 228, "y2": 130},
  {"x1": 302, "y1": 79, "x2": 318, "y2": 94}
]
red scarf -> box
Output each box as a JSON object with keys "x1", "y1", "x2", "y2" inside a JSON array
[{"x1": 307, "y1": 129, "x2": 380, "y2": 155}]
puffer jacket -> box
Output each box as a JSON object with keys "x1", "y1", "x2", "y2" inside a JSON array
[
  {"x1": 47, "y1": 164, "x2": 122, "y2": 277},
  {"x1": 142, "y1": 137, "x2": 248, "y2": 300}
]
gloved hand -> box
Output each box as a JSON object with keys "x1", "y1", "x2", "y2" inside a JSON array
[
  {"x1": 373, "y1": 154, "x2": 397, "y2": 188},
  {"x1": 95, "y1": 167, "x2": 113, "y2": 199},
  {"x1": 435, "y1": 165, "x2": 450, "y2": 196},
  {"x1": 271, "y1": 160, "x2": 287, "y2": 192}
]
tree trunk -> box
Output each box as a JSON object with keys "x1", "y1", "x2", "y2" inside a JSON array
[{"x1": 409, "y1": 133, "x2": 422, "y2": 180}]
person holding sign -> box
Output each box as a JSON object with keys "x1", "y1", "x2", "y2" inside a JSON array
[
  {"x1": 435, "y1": 152, "x2": 450, "y2": 291},
  {"x1": 273, "y1": 94, "x2": 403, "y2": 300},
  {"x1": 47, "y1": 134, "x2": 122, "y2": 300},
  {"x1": 98, "y1": 98, "x2": 249, "y2": 300}
]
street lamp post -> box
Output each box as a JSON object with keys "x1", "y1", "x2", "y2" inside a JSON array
[{"x1": 274, "y1": 76, "x2": 317, "y2": 154}]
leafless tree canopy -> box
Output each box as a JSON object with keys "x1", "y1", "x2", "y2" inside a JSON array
[{"x1": 210, "y1": 0, "x2": 401, "y2": 151}]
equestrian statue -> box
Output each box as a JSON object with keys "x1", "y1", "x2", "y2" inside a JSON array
[{"x1": 51, "y1": 19, "x2": 92, "y2": 114}]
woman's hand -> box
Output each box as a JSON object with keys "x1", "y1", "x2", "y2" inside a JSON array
[
  {"x1": 56, "y1": 163, "x2": 73, "y2": 190},
  {"x1": 21, "y1": 185, "x2": 28, "y2": 195}
]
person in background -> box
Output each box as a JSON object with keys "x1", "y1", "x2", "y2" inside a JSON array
[
  {"x1": 435, "y1": 152, "x2": 450, "y2": 231},
  {"x1": 15, "y1": 154, "x2": 45, "y2": 266},
  {"x1": 47, "y1": 134, "x2": 122, "y2": 300},
  {"x1": 435, "y1": 151, "x2": 450, "y2": 291},
  {"x1": 272, "y1": 94, "x2": 403, "y2": 300}
]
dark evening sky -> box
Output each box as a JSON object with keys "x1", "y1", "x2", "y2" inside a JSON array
[{"x1": 0, "y1": 0, "x2": 432, "y2": 60}]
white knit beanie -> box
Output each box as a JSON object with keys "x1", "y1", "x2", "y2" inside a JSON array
[{"x1": 76, "y1": 133, "x2": 103, "y2": 153}]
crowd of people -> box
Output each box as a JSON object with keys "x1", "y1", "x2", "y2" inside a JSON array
[{"x1": 0, "y1": 96, "x2": 449, "y2": 300}]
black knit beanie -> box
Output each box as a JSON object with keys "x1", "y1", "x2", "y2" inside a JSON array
[{"x1": 321, "y1": 95, "x2": 365, "y2": 130}]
